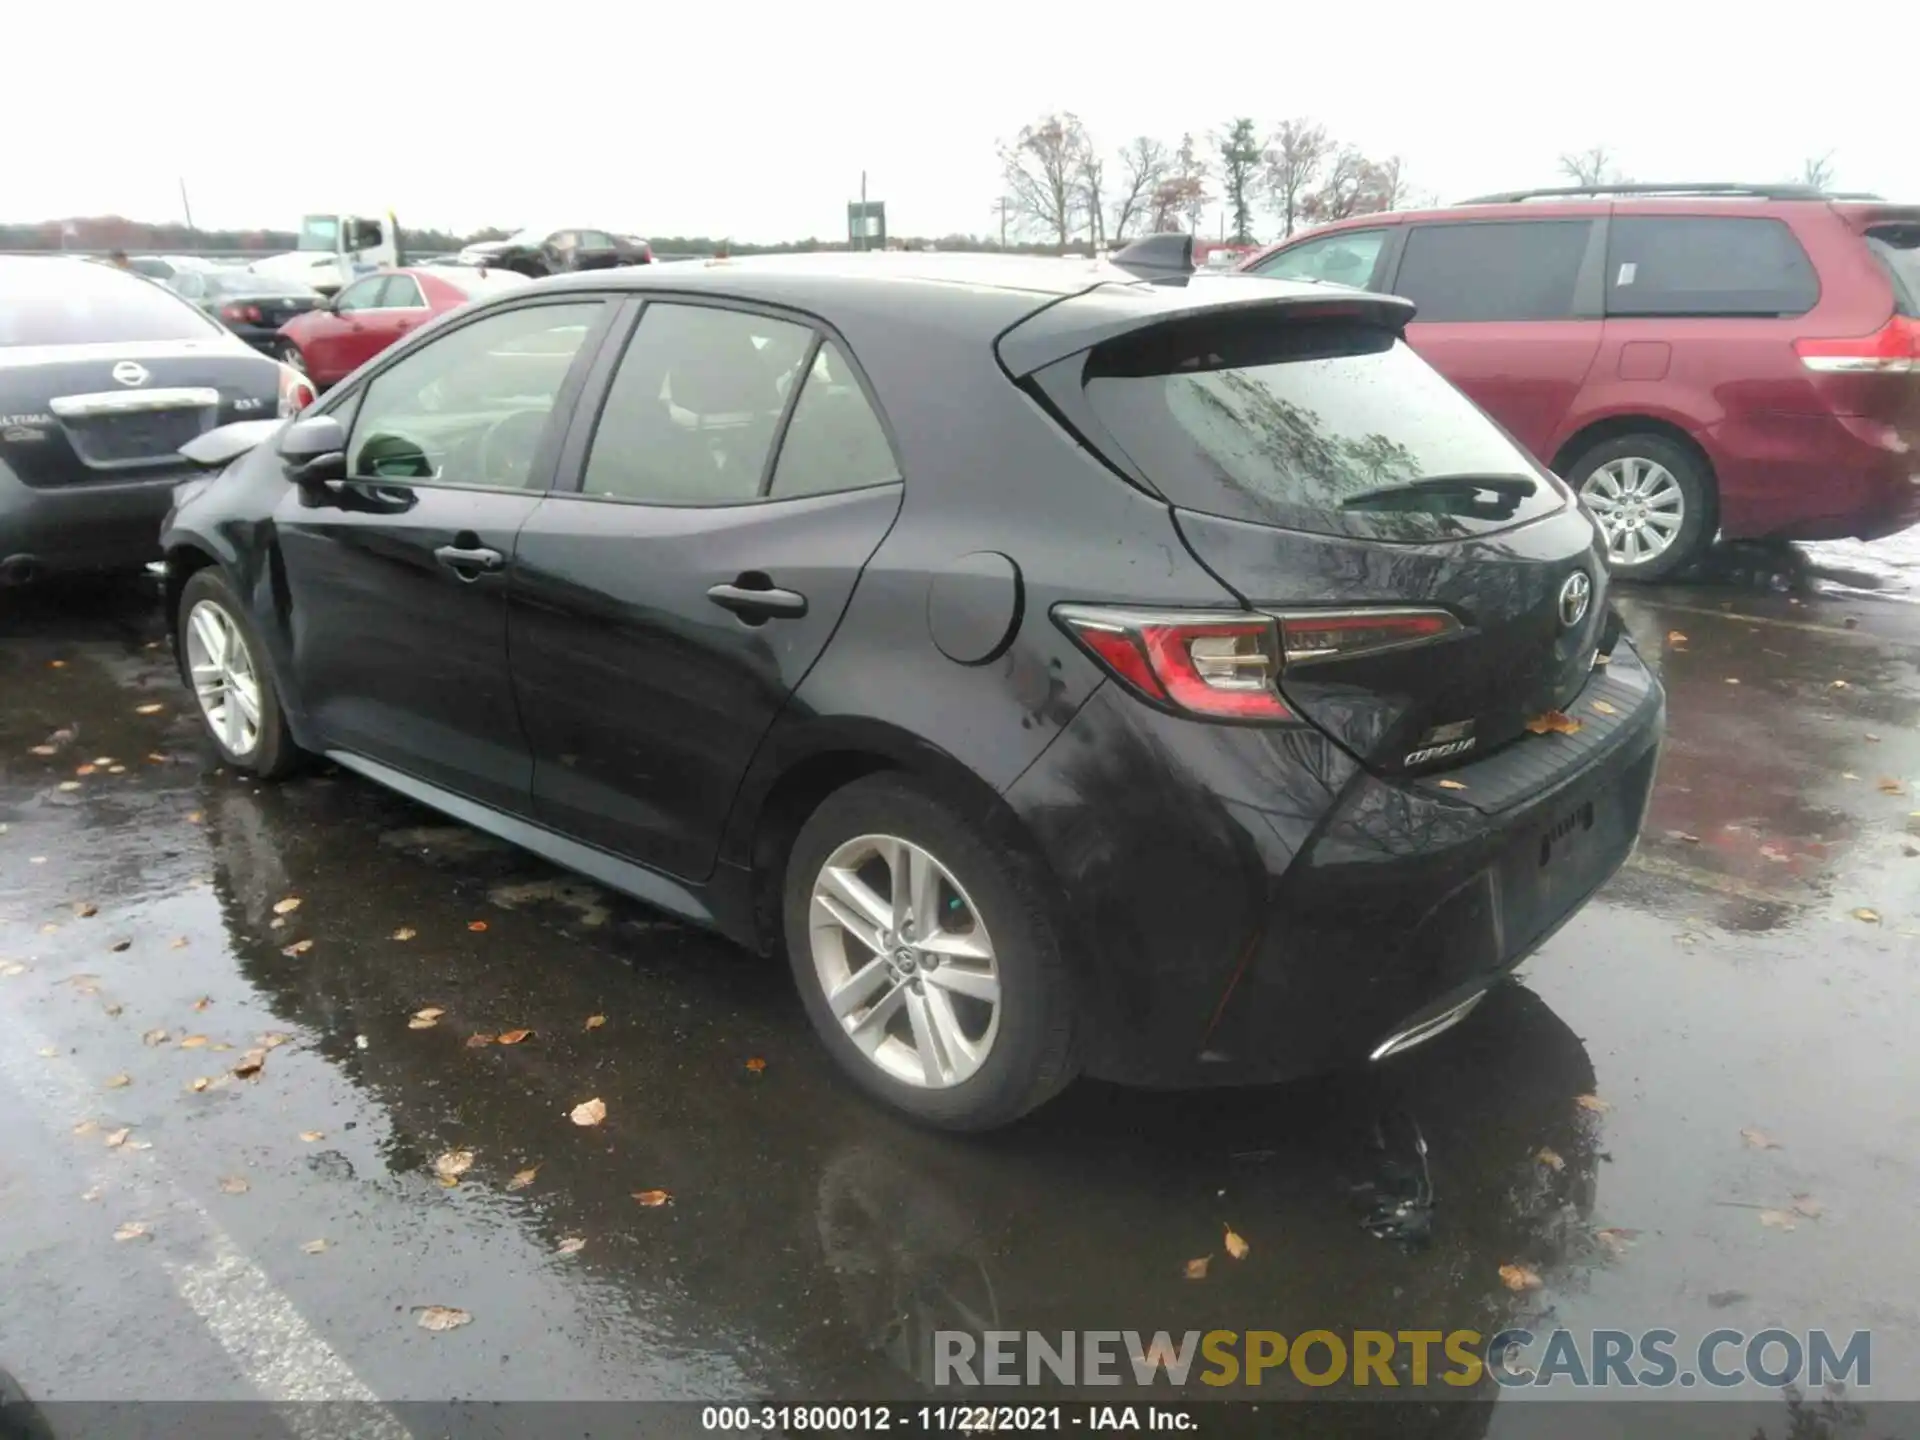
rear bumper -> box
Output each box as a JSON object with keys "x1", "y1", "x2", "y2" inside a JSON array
[
  {"x1": 1004, "y1": 637, "x2": 1665, "y2": 1087},
  {"x1": 0, "y1": 462, "x2": 185, "y2": 580},
  {"x1": 1710, "y1": 410, "x2": 1920, "y2": 543}
]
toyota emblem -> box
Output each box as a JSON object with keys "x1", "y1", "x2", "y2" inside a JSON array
[
  {"x1": 111, "y1": 361, "x2": 150, "y2": 387},
  {"x1": 1558, "y1": 571, "x2": 1593, "y2": 629}
]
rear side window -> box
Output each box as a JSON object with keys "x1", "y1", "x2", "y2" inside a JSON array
[
  {"x1": 1866, "y1": 228, "x2": 1919, "y2": 317},
  {"x1": 0, "y1": 262, "x2": 222, "y2": 346},
  {"x1": 1249, "y1": 229, "x2": 1389, "y2": 289},
  {"x1": 1392, "y1": 221, "x2": 1591, "y2": 322},
  {"x1": 1076, "y1": 314, "x2": 1562, "y2": 542},
  {"x1": 767, "y1": 341, "x2": 900, "y2": 499},
  {"x1": 1607, "y1": 217, "x2": 1818, "y2": 317}
]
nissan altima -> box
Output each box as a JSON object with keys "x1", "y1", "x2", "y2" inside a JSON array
[{"x1": 158, "y1": 245, "x2": 1664, "y2": 1130}]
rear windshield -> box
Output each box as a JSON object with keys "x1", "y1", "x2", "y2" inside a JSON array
[
  {"x1": 0, "y1": 262, "x2": 222, "y2": 347},
  {"x1": 1077, "y1": 314, "x2": 1563, "y2": 541},
  {"x1": 1865, "y1": 227, "x2": 1920, "y2": 317}
]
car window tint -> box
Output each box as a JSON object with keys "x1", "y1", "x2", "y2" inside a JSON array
[
  {"x1": 346, "y1": 301, "x2": 602, "y2": 490},
  {"x1": 580, "y1": 303, "x2": 814, "y2": 505},
  {"x1": 1607, "y1": 217, "x2": 1818, "y2": 317},
  {"x1": 170, "y1": 272, "x2": 207, "y2": 301},
  {"x1": 768, "y1": 342, "x2": 899, "y2": 499},
  {"x1": 1866, "y1": 229, "x2": 1919, "y2": 317},
  {"x1": 1394, "y1": 220, "x2": 1590, "y2": 322},
  {"x1": 382, "y1": 275, "x2": 425, "y2": 308},
  {"x1": 334, "y1": 278, "x2": 384, "y2": 313},
  {"x1": 1250, "y1": 229, "x2": 1388, "y2": 289},
  {"x1": 578, "y1": 230, "x2": 613, "y2": 249}
]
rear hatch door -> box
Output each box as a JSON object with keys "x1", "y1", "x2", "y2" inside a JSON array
[{"x1": 1010, "y1": 278, "x2": 1612, "y2": 779}]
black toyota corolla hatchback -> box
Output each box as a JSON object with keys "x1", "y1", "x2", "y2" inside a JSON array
[{"x1": 159, "y1": 244, "x2": 1664, "y2": 1130}]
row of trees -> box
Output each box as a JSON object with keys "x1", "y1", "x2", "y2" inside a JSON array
[
  {"x1": 997, "y1": 113, "x2": 1418, "y2": 250},
  {"x1": 1556, "y1": 144, "x2": 1843, "y2": 191}
]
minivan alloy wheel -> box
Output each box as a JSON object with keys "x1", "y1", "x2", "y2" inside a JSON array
[
  {"x1": 809, "y1": 833, "x2": 1001, "y2": 1089},
  {"x1": 185, "y1": 598, "x2": 263, "y2": 758},
  {"x1": 1580, "y1": 457, "x2": 1685, "y2": 568}
]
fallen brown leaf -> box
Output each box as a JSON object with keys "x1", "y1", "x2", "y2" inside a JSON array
[
  {"x1": 104, "y1": 1127, "x2": 131, "y2": 1149},
  {"x1": 1436, "y1": 778, "x2": 1468, "y2": 791},
  {"x1": 584, "y1": 1015, "x2": 606, "y2": 1030},
  {"x1": 1878, "y1": 778, "x2": 1907, "y2": 796},
  {"x1": 1865, "y1": 733, "x2": 1882, "y2": 743},
  {"x1": 180, "y1": 1035, "x2": 208, "y2": 1049},
  {"x1": 272, "y1": 897, "x2": 302, "y2": 915},
  {"x1": 1740, "y1": 1127, "x2": 1782, "y2": 1150},
  {"x1": 187, "y1": 812, "x2": 203, "y2": 823},
  {"x1": 257, "y1": 1033, "x2": 290, "y2": 1050},
  {"x1": 75, "y1": 765, "x2": 96, "y2": 777},
  {"x1": 1842, "y1": 772, "x2": 1860, "y2": 780},
  {"x1": 465, "y1": 1033, "x2": 495, "y2": 1048},
  {"x1": 1574, "y1": 1094, "x2": 1613, "y2": 1113},
  {"x1": 142, "y1": 1028, "x2": 169, "y2": 1047},
  {"x1": 1667, "y1": 830, "x2": 1701, "y2": 844},
  {"x1": 0, "y1": 962, "x2": 25, "y2": 978},
  {"x1": 392, "y1": 927, "x2": 417, "y2": 941},
  {"x1": 631, "y1": 1188, "x2": 671, "y2": 1207},
  {"x1": 1853, "y1": 908, "x2": 1881, "y2": 925},
  {"x1": 1725, "y1": 677, "x2": 1741, "y2": 685},
  {"x1": 570, "y1": 1097, "x2": 607, "y2": 1127},
  {"x1": 1525, "y1": 710, "x2": 1583, "y2": 736},
  {"x1": 38, "y1": 1045, "x2": 60, "y2": 1057},
  {"x1": 409, "y1": 1007, "x2": 443, "y2": 1030},
  {"x1": 105, "y1": 1073, "x2": 130, "y2": 1089},
  {"x1": 1590, "y1": 700, "x2": 1618, "y2": 716},
  {"x1": 108, "y1": 939, "x2": 130, "y2": 953},
  {"x1": 57, "y1": 781, "x2": 81, "y2": 792},
  {"x1": 1831, "y1": 679, "x2": 1850, "y2": 690},
  {"x1": 1667, "y1": 631, "x2": 1688, "y2": 646},
  {"x1": 1184, "y1": 1256, "x2": 1211, "y2": 1280},
  {"x1": 232, "y1": 1049, "x2": 267, "y2": 1080},
  {"x1": 48, "y1": 660, "x2": 66, "y2": 668},
  {"x1": 192, "y1": 995, "x2": 209, "y2": 1009},
  {"x1": 188, "y1": 1077, "x2": 211, "y2": 1092},
  {"x1": 301, "y1": 1239, "x2": 329, "y2": 1255},
  {"x1": 73, "y1": 1119, "x2": 99, "y2": 1136},
  {"x1": 1759, "y1": 1209, "x2": 1797, "y2": 1231},
  {"x1": 1791, "y1": 1194, "x2": 1824, "y2": 1219},
  {"x1": 433, "y1": 1149, "x2": 475, "y2": 1183},
  {"x1": 113, "y1": 1221, "x2": 150, "y2": 1242},
  {"x1": 73, "y1": 901, "x2": 98, "y2": 918},
  {"x1": 1594, "y1": 1227, "x2": 1640, "y2": 1254},
  {"x1": 745, "y1": 1056, "x2": 767, "y2": 1073},
  {"x1": 172, "y1": 938, "x2": 190, "y2": 951},
  {"x1": 81, "y1": 1185, "x2": 103, "y2": 1202},
  {"x1": 1499, "y1": 1263, "x2": 1543, "y2": 1291},
  {"x1": 299, "y1": 1130, "x2": 325, "y2": 1143},
  {"x1": 135, "y1": 703, "x2": 164, "y2": 715},
  {"x1": 467, "y1": 920, "x2": 489, "y2": 933},
  {"x1": 415, "y1": 1306, "x2": 472, "y2": 1333},
  {"x1": 556, "y1": 1237, "x2": 587, "y2": 1255},
  {"x1": 496, "y1": 1029, "x2": 532, "y2": 1046},
  {"x1": 30, "y1": 745, "x2": 56, "y2": 756},
  {"x1": 219, "y1": 1175, "x2": 249, "y2": 1194},
  {"x1": 1223, "y1": 1225, "x2": 1250, "y2": 1260},
  {"x1": 91, "y1": 756, "x2": 111, "y2": 766},
  {"x1": 506, "y1": 1166, "x2": 540, "y2": 1191},
  {"x1": 281, "y1": 940, "x2": 313, "y2": 957}
]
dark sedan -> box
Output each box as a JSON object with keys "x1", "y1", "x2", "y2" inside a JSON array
[
  {"x1": 455, "y1": 226, "x2": 652, "y2": 277},
  {"x1": 157, "y1": 245, "x2": 1663, "y2": 1130},
  {"x1": 0, "y1": 256, "x2": 311, "y2": 586},
  {"x1": 168, "y1": 269, "x2": 324, "y2": 354}
]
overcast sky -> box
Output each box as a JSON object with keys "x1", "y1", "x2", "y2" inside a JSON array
[{"x1": 7, "y1": 1, "x2": 1913, "y2": 242}]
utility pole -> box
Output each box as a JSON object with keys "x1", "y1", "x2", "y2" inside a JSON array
[
  {"x1": 995, "y1": 197, "x2": 1009, "y2": 249},
  {"x1": 178, "y1": 177, "x2": 196, "y2": 240}
]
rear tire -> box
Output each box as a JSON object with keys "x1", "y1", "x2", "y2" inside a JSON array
[
  {"x1": 177, "y1": 568, "x2": 304, "y2": 779},
  {"x1": 783, "y1": 774, "x2": 1078, "y2": 1131},
  {"x1": 1566, "y1": 433, "x2": 1715, "y2": 582}
]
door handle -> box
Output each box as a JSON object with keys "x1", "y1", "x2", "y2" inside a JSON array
[
  {"x1": 434, "y1": 544, "x2": 505, "y2": 577},
  {"x1": 707, "y1": 581, "x2": 808, "y2": 620}
]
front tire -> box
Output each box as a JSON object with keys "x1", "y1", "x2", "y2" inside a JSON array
[
  {"x1": 177, "y1": 569, "x2": 303, "y2": 778},
  {"x1": 783, "y1": 774, "x2": 1077, "y2": 1131},
  {"x1": 1567, "y1": 433, "x2": 1715, "y2": 582}
]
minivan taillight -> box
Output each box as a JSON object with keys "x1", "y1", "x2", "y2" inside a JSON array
[
  {"x1": 1795, "y1": 315, "x2": 1920, "y2": 374},
  {"x1": 1054, "y1": 606, "x2": 1293, "y2": 720}
]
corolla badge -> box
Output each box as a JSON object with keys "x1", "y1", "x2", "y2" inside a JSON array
[
  {"x1": 111, "y1": 360, "x2": 150, "y2": 387},
  {"x1": 1558, "y1": 571, "x2": 1592, "y2": 629}
]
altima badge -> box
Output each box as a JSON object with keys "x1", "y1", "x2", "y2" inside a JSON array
[{"x1": 1558, "y1": 571, "x2": 1592, "y2": 629}]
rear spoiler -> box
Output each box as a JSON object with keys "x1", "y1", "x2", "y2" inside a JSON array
[
  {"x1": 1832, "y1": 202, "x2": 1920, "y2": 234},
  {"x1": 996, "y1": 281, "x2": 1419, "y2": 378}
]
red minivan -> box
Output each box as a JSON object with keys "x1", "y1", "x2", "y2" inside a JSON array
[{"x1": 1238, "y1": 184, "x2": 1920, "y2": 579}]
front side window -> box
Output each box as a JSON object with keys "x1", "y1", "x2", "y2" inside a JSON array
[
  {"x1": 1250, "y1": 229, "x2": 1388, "y2": 289},
  {"x1": 767, "y1": 342, "x2": 899, "y2": 499},
  {"x1": 333, "y1": 277, "x2": 385, "y2": 313},
  {"x1": 346, "y1": 301, "x2": 603, "y2": 489},
  {"x1": 1607, "y1": 217, "x2": 1818, "y2": 318},
  {"x1": 579, "y1": 303, "x2": 813, "y2": 505},
  {"x1": 1394, "y1": 220, "x2": 1591, "y2": 323},
  {"x1": 381, "y1": 275, "x2": 426, "y2": 309}
]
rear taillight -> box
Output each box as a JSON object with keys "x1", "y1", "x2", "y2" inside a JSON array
[
  {"x1": 220, "y1": 303, "x2": 264, "y2": 324},
  {"x1": 1055, "y1": 604, "x2": 1462, "y2": 722},
  {"x1": 1054, "y1": 606, "x2": 1293, "y2": 720},
  {"x1": 276, "y1": 362, "x2": 315, "y2": 418},
  {"x1": 1795, "y1": 315, "x2": 1920, "y2": 374}
]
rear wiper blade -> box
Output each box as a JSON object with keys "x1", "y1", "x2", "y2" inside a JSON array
[{"x1": 1341, "y1": 475, "x2": 1539, "y2": 510}]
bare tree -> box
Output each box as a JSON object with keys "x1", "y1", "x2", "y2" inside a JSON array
[
  {"x1": 1216, "y1": 117, "x2": 1264, "y2": 244},
  {"x1": 1174, "y1": 132, "x2": 1213, "y2": 233},
  {"x1": 1264, "y1": 118, "x2": 1330, "y2": 239},
  {"x1": 1558, "y1": 144, "x2": 1625, "y2": 189},
  {"x1": 1302, "y1": 146, "x2": 1373, "y2": 224},
  {"x1": 1800, "y1": 151, "x2": 1838, "y2": 190},
  {"x1": 1110, "y1": 136, "x2": 1169, "y2": 241},
  {"x1": 1364, "y1": 155, "x2": 1413, "y2": 212},
  {"x1": 1077, "y1": 146, "x2": 1106, "y2": 250},
  {"x1": 998, "y1": 113, "x2": 1089, "y2": 248}
]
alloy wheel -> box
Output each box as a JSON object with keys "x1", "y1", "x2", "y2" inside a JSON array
[
  {"x1": 185, "y1": 599, "x2": 263, "y2": 759},
  {"x1": 1580, "y1": 457, "x2": 1685, "y2": 568},
  {"x1": 808, "y1": 834, "x2": 1001, "y2": 1089},
  {"x1": 280, "y1": 343, "x2": 307, "y2": 376}
]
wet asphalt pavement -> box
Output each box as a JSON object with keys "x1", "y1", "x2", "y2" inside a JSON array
[{"x1": 2, "y1": 542, "x2": 1917, "y2": 1437}]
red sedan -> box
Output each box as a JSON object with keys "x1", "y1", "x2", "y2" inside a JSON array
[{"x1": 275, "y1": 265, "x2": 531, "y2": 389}]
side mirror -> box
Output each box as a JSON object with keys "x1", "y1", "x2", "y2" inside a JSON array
[{"x1": 278, "y1": 414, "x2": 347, "y2": 488}]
